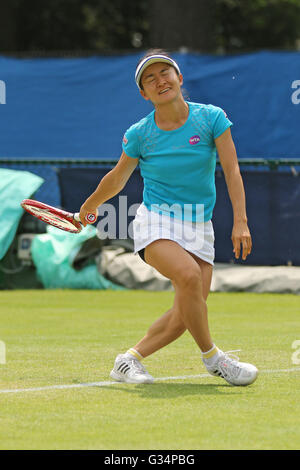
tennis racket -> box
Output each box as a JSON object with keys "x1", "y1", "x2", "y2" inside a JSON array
[{"x1": 21, "y1": 199, "x2": 97, "y2": 234}]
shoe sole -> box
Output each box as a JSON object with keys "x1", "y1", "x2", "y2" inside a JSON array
[
  {"x1": 230, "y1": 366, "x2": 259, "y2": 386},
  {"x1": 110, "y1": 370, "x2": 154, "y2": 384},
  {"x1": 212, "y1": 368, "x2": 258, "y2": 386}
]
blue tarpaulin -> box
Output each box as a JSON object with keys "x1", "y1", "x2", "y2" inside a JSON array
[
  {"x1": 1, "y1": 52, "x2": 299, "y2": 267},
  {"x1": 0, "y1": 51, "x2": 299, "y2": 160}
]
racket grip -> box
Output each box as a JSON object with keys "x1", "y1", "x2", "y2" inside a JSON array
[{"x1": 74, "y1": 212, "x2": 97, "y2": 224}]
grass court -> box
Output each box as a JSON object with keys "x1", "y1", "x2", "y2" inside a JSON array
[{"x1": 0, "y1": 290, "x2": 299, "y2": 450}]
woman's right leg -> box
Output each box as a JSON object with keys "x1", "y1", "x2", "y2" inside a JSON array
[
  {"x1": 141, "y1": 239, "x2": 214, "y2": 353},
  {"x1": 133, "y1": 290, "x2": 185, "y2": 358},
  {"x1": 134, "y1": 252, "x2": 214, "y2": 358},
  {"x1": 133, "y1": 240, "x2": 258, "y2": 386}
]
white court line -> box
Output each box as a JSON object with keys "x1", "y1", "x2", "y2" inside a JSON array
[{"x1": 0, "y1": 367, "x2": 300, "y2": 394}]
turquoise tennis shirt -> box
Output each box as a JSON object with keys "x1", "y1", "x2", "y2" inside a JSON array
[{"x1": 122, "y1": 102, "x2": 232, "y2": 222}]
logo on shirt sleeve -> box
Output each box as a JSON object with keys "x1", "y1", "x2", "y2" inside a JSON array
[{"x1": 123, "y1": 135, "x2": 128, "y2": 145}]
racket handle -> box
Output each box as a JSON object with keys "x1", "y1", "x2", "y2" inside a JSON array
[{"x1": 74, "y1": 212, "x2": 97, "y2": 224}]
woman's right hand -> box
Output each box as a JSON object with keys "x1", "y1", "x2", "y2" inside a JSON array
[
  {"x1": 79, "y1": 203, "x2": 98, "y2": 227},
  {"x1": 78, "y1": 151, "x2": 138, "y2": 227}
]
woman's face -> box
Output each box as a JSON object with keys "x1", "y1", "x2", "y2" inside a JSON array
[{"x1": 140, "y1": 62, "x2": 183, "y2": 105}]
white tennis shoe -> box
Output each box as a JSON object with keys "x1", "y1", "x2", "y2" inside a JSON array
[
  {"x1": 110, "y1": 354, "x2": 154, "y2": 384},
  {"x1": 204, "y1": 350, "x2": 258, "y2": 386}
]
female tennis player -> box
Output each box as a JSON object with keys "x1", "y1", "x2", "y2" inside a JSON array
[{"x1": 79, "y1": 49, "x2": 258, "y2": 386}]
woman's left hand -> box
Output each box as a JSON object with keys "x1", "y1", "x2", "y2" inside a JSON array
[{"x1": 231, "y1": 221, "x2": 252, "y2": 260}]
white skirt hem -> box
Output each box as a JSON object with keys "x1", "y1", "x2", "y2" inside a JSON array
[{"x1": 132, "y1": 203, "x2": 215, "y2": 266}]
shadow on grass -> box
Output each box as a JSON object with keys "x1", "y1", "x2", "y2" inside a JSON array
[{"x1": 100, "y1": 382, "x2": 239, "y2": 398}]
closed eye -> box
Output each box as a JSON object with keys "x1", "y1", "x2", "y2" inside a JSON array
[{"x1": 145, "y1": 76, "x2": 155, "y2": 83}]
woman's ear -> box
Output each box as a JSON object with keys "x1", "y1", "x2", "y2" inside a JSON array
[{"x1": 140, "y1": 88, "x2": 150, "y2": 101}]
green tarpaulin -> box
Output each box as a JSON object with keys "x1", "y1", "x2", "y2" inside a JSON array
[
  {"x1": 31, "y1": 225, "x2": 124, "y2": 290},
  {"x1": 0, "y1": 169, "x2": 44, "y2": 260}
]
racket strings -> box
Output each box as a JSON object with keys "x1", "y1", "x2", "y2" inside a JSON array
[{"x1": 23, "y1": 205, "x2": 78, "y2": 232}]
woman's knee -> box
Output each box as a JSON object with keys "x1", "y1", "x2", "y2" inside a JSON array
[{"x1": 173, "y1": 265, "x2": 202, "y2": 291}]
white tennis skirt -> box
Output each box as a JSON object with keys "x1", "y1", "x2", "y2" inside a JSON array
[{"x1": 132, "y1": 203, "x2": 215, "y2": 265}]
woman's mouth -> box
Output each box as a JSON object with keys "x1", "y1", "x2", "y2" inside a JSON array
[{"x1": 159, "y1": 88, "x2": 171, "y2": 95}]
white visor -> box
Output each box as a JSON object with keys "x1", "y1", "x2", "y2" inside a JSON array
[{"x1": 135, "y1": 55, "x2": 181, "y2": 89}]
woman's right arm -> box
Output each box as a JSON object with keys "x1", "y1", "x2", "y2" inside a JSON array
[{"x1": 79, "y1": 151, "x2": 139, "y2": 225}]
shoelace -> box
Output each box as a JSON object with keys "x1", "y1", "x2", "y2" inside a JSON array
[
  {"x1": 223, "y1": 349, "x2": 241, "y2": 361},
  {"x1": 127, "y1": 357, "x2": 147, "y2": 374},
  {"x1": 218, "y1": 350, "x2": 242, "y2": 378}
]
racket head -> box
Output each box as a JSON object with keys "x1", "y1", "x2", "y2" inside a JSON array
[{"x1": 21, "y1": 199, "x2": 82, "y2": 233}]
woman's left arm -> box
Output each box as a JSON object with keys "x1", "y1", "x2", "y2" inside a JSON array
[{"x1": 215, "y1": 127, "x2": 252, "y2": 261}]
